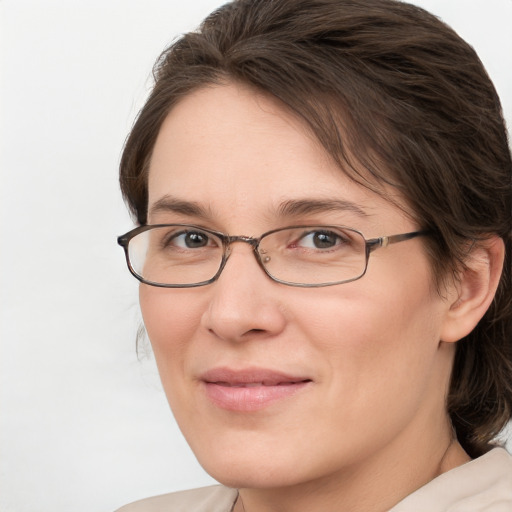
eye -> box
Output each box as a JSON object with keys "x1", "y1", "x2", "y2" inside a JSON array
[
  {"x1": 167, "y1": 230, "x2": 215, "y2": 249},
  {"x1": 296, "y1": 230, "x2": 346, "y2": 250}
]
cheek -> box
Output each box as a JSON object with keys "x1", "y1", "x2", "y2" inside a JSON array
[
  {"x1": 301, "y1": 278, "x2": 440, "y2": 353},
  {"x1": 297, "y1": 276, "x2": 447, "y2": 417},
  {"x1": 139, "y1": 286, "x2": 202, "y2": 378}
]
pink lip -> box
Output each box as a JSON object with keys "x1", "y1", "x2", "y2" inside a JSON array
[{"x1": 200, "y1": 367, "x2": 312, "y2": 412}]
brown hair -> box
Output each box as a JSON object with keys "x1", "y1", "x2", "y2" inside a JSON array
[{"x1": 120, "y1": 0, "x2": 512, "y2": 457}]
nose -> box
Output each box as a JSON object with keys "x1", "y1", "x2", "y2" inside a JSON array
[{"x1": 200, "y1": 243, "x2": 287, "y2": 343}]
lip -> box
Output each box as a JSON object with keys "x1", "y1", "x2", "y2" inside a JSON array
[{"x1": 200, "y1": 367, "x2": 313, "y2": 412}]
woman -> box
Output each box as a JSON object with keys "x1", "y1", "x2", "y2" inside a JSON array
[{"x1": 116, "y1": 0, "x2": 512, "y2": 510}]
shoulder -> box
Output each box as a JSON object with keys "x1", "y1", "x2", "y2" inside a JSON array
[
  {"x1": 114, "y1": 485, "x2": 238, "y2": 512},
  {"x1": 391, "y1": 447, "x2": 512, "y2": 512}
]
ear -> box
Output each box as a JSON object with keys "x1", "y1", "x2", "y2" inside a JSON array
[{"x1": 440, "y1": 236, "x2": 505, "y2": 343}]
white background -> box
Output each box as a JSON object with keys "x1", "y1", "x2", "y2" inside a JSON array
[{"x1": 1, "y1": 1, "x2": 511, "y2": 511}]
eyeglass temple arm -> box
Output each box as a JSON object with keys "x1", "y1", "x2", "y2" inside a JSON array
[{"x1": 366, "y1": 230, "x2": 429, "y2": 253}]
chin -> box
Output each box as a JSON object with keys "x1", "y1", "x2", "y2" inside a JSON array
[
  {"x1": 187, "y1": 431, "x2": 346, "y2": 491},
  {"x1": 202, "y1": 459, "x2": 307, "y2": 490}
]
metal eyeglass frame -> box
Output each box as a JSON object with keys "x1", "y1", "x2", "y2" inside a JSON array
[{"x1": 117, "y1": 224, "x2": 429, "y2": 288}]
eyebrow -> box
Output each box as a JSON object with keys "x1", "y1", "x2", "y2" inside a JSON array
[
  {"x1": 148, "y1": 195, "x2": 369, "y2": 222},
  {"x1": 276, "y1": 198, "x2": 369, "y2": 218},
  {"x1": 149, "y1": 195, "x2": 210, "y2": 218}
]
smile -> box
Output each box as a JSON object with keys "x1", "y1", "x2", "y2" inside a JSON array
[{"x1": 200, "y1": 368, "x2": 312, "y2": 412}]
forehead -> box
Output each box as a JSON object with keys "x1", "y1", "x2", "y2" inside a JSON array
[
  {"x1": 149, "y1": 83, "x2": 333, "y2": 186},
  {"x1": 147, "y1": 83, "x2": 411, "y2": 231}
]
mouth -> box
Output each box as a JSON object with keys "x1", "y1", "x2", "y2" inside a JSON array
[{"x1": 200, "y1": 368, "x2": 313, "y2": 411}]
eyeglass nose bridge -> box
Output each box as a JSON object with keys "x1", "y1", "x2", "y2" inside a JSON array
[
  {"x1": 216, "y1": 234, "x2": 270, "y2": 278},
  {"x1": 225, "y1": 235, "x2": 260, "y2": 248}
]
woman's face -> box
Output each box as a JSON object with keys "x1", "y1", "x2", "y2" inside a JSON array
[{"x1": 140, "y1": 83, "x2": 456, "y2": 489}]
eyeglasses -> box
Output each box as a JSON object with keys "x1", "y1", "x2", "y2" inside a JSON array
[{"x1": 117, "y1": 224, "x2": 428, "y2": 288}]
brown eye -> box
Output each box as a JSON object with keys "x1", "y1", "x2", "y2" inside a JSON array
[
  {"x1": 296, "y1": 230, "x2": 346, "y2": 250},
  {"x1": 166, "y1": 230, "x2": 212, "y2": 249},
  {"x1": 183, "y1": 232, "x2": 209, "y2": 248}
]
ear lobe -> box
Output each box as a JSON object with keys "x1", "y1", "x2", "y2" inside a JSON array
[{"x1": 440, "y1": 236, "x2": 505, "y2": 343}]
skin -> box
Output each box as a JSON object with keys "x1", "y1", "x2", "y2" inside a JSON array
[{"x1": 139, "y1": 82, "x2": 494, "y2": 512}]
